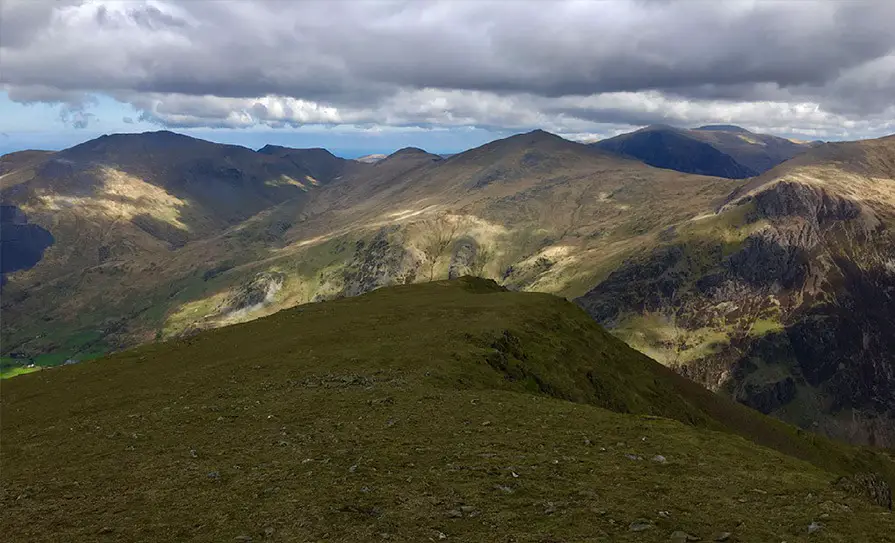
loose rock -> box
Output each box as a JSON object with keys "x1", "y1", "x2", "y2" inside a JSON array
[{"x1": 835, "y1": 473, "x2": 892, "y2": 509}]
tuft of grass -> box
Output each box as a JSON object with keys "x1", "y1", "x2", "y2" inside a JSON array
[{"x1": 750, "y1": 317, "x2": 785, "y2": 336}]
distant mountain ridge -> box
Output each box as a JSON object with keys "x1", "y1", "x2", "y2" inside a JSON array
[{"x1": 592, "y1": 124, "x2": 813, "y2": 178}]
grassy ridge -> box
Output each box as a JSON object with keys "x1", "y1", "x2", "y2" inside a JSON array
[{"x1": 2, "y1": 278, "x2": 893, "y2": 541}]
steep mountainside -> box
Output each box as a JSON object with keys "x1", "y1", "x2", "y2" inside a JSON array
[
  {"x1": 577, "y1": 135, "x2": 895, "y2": 447},
  {"x1": 593, "y1": 125, "x2": 812, "y2": 178},
  {"x1": 0, "y1": 131, "x2": 359, "y2": 370},
  {"x1": 592, "y1": 125, "x2": 757, "y2": 179},
  {"x1": 692, "y1": 125, "x2": 815, "y2": 173},
  {"x1": 256, "y1": 144, "x2": 367, "y2": 182},
  {"x1": 2, "y1": 279, "x2": 893, "y2": 542},
  {"x1": 0, "y1": 150, "x2": 54, "y2": 176}
]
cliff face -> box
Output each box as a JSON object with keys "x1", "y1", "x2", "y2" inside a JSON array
[{"x1": 578, "y1": 141, "x2": 895, "y2": 446}]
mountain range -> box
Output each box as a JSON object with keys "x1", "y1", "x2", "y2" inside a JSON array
[{"x1": 2, "y1": 126, "x2": 894, "y2": 449}]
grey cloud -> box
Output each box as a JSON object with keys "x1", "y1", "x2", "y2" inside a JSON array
[
  {"x1": 0, "y1": 0, "x2": 80, "y2": 49},
  {"x1": 4, "y1": 84, "x2": 94, "y2": 106},
  {"x1": 1, "y1": 0, "x2": 893, "y2": 136},
  {"x1": 59, "y1": 104, "x2": 96, "y2": 129},
  {"x1": 122, "y1": 116, "x2": 135, "y2": 124},
  {"x1": 348, "y1": 1, "x2": 894, "y2": 102},
  {"x1": 95, "y1": 4, "x2": 189, "y2": 30}
]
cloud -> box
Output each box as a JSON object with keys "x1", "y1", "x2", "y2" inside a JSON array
[
  {"x1": 58, "y1": 104, "x2": 96, "y2": 129},
  {"x1": 1, "y1": 0, "x2": 893, "y2": 138},
  {"x1": 122, "y1": 116, "x2": 134, "y2": 124}
]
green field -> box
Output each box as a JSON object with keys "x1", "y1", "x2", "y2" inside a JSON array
[{"x1": 1, "y1": 328, "x2": 109, "y2": 378}]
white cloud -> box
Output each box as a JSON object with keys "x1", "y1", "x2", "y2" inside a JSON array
[{"x1": 0, "y1": 0, "x2": 893, "y2": 138}]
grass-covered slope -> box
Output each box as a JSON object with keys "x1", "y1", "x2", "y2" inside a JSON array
[{"x1": 2, "y1": 278, "x2": 892, "y2": 542}]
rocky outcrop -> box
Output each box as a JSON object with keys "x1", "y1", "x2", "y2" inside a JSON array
[
  {"x1": 577, "y1": 245, "x2": 686, "y2": 325},
  {"x1": 448, "y1": 238, "x2": 478, "y2": 279},
  {"x1": 836, "y1": 473, "x2": 893, "y2": 510},
  {"x1": 736, "y1": 376, "x2": 796, "y2": 415},
  {"x1": 221, "y1": 271, "x2": 286, "y2": 316},
  {"x1": 577, "y1": 179, "x2": 895, "y2": 447},
  {"x1": 341, "y1": 227, "x2": 422, "y2": 297}
]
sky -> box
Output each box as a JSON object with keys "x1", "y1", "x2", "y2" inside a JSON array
[{"x1": 1, "y1": 0, "x2": 894, "y2": 157}]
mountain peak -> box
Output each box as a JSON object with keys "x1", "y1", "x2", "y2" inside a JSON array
[
  {"x1": 592, "y1": 125, "x2": 758, "y2": 178},
  {"x1": 695, "y1": 124, "x2": 751, "y2": 133},
  {"x1": 257, "y1": 144, "x2": 287, "y2": 154},
  {"x1": 638, "y1": 124, "x2": 680, "y2": 132},
  {"x1": 61, "y1": 130, "x2": 205, "y2": 158},
  {"x1": 389, "y1": 147, "x2": 432, "y2": 157},
  {"x1": 496, "y1": 129, "x2": 570, "y2": 147},
  {"x1": 106, "y1": 130, "x2": 192, "y2": 141},
  {"x1": 522, "y1": 128, "x2": 562, "y2": 140},
  {"x1": 257, "y1": 145, "x2": 337, "y2": 159}
]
